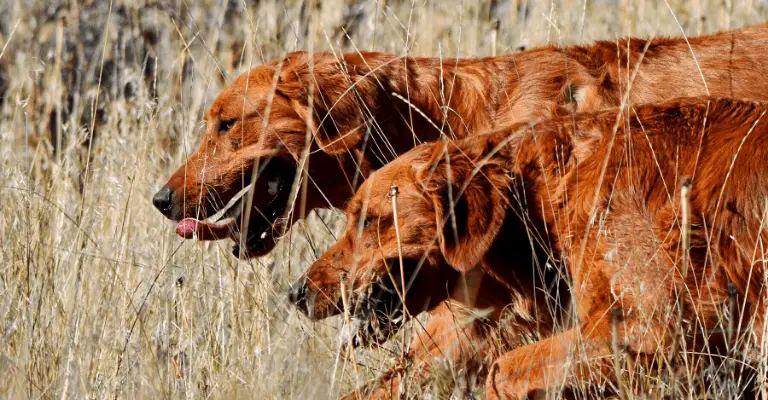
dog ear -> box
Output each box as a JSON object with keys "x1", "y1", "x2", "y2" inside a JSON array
[
  {"x1": 422, "y1": 139, "x2": 511, "y2": 272},
  {"x1": 276, "y1": 52, "x2": 383, "y2": 155}
]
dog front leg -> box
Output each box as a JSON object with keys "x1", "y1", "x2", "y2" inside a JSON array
[
  {"x1": 485, "y1": 317, "x2": 624, "y2": 400},
  {"x1": 340, "y1": 300, "x2": 501, "y2": 399}
]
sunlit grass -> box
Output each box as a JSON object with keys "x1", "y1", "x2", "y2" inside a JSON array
[{"x1": 1, "y1": 0, "x2": 768, "y2": 398}]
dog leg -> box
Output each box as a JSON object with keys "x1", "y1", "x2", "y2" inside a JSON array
[
  {"x1": 485, "y1": 319, "x2": 617, "y2": 400},
  {"x1": 340, "y1": 301, "x2": 501, "y2": 399},
  {"x1": 341, "y1": 298, "x2": 555, "y2": 398}
]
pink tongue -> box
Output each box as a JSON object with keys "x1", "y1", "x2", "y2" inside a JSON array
[{"x1": 175, "y1": 218, "x2": 234, "y2": 240}]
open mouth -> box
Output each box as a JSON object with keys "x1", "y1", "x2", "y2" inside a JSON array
[
  {"x1": 174, "y1": 158, "x2": 294, "y2": 257},
  {"x1": 340, "y1": 259, "x2": 420, "y2": 348}
]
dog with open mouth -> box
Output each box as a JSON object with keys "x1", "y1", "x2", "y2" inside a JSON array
[
  {"x1": 152, "y1": 22, "x2": 768, "y2": 258},
  {"x1": 151, "y1": 23, "x2": 768, "y2": 398},
  {"x1": 298, "y1": 97, "x2": 768, "y2": 399},
  {"x1": 171, "y1": 157, "x2": 294, "y2": 256}
]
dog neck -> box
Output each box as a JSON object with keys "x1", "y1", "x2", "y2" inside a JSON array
[
  {"x1": 469, "y1": 116, "x2": 586, "y2": 277},
  {"x1": 338, "y1": 53, "x2": 515, "y2": 170}
]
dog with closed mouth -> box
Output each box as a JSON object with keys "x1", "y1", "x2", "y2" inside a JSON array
[
  {"x1": 299, "y1": 96, "x2": 768, "y2": 398},
  {"x1": 296, "y1": 142, "x2": 563, "y2": 398},
  {"x1": 152, "y1": 23, "x2": 768, "y2": 397}
]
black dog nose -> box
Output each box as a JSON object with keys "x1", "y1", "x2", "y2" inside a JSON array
[
  {"x1": 287, "y1": 277, "x2": 309, "y2": 308},
  {"x1": 152, "y1": 185, "x2": 176, "y2": 218}
]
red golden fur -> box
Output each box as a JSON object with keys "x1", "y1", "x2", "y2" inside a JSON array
[
  {"x1": 155, "y1": 23, "x2": 768, "y2": 257},
  {"x1": 149, "y1": 23, "x2": 768, "y2": 397},
  {"x1": 307, "y1": 97, "x2": 768, "y2": 398},
  {"x1": 299, "y1": 143, "x2": 562, "y2": 398}
]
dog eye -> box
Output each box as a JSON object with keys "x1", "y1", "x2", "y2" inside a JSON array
[{"x1": 218, "y1": 119, "x2": 236, "y2": 134}]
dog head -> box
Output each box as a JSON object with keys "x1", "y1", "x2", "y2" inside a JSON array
[
  {"x1": 152, "y1": 51, "x2": 399, "y2": 257},
  {"x1": 289, "y1": 134, "x2": 515, "y2": 347}
]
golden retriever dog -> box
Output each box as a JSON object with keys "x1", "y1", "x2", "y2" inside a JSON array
[
  {"x1": 151, "y1": 22, "x2": 768, "y2": 397},
  {"x1": 153, "y1": 24, "x2": 768, "y2": 257},
  {"x1": 299, "y1": 97, "x2": 768, "y2": 398},
  {"x1": 296, "y1": 143, "x2": 563, "y2": 398}
]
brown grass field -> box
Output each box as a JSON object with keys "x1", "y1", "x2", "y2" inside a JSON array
[{"x1": 3, "y1": 0, "x2": 768, "y2": 398}]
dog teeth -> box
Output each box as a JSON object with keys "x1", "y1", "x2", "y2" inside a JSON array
[
  {"x1": 339, "y1": 318, "x2": 363, "y2": 346},
  {"x1": 307, "y1": 292, "x2": 317, "y2": 317},
  {"x1": 267, "y1": 176, "x2": 282, "y2": 196},
  {"x1": 267, "y1": 179, "x2": 279, "y2": 196}
]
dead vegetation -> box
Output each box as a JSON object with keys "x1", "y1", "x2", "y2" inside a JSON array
[{"x1": 2, "y1": 0, "x2": 768, "y2": 398}]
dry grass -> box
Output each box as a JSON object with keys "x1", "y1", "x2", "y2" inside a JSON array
[{"x1": 2, "y1": 0, "x2": 768, "y2": 398}]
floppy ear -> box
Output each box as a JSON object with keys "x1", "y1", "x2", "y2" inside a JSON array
[
  {"x1": 422, "y1": 139, "x2": 511, "y2": 272},
  {"x1": 276, "y1": 52, "x2": 383, "y2": 155}
]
